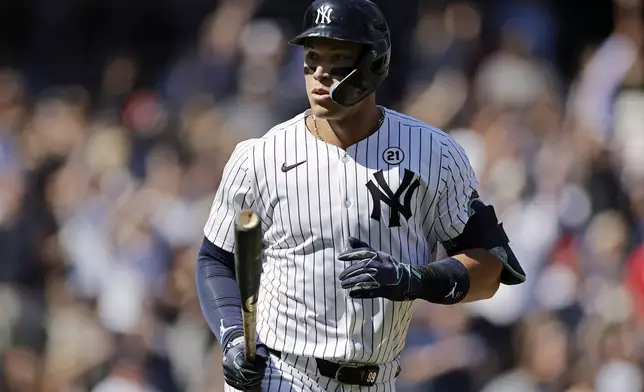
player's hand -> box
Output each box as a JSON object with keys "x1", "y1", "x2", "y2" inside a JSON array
[
  {"x1": 222, "y1": 333, "x2": 269, "y2": 391},
  {"x1": 338, "y1": 237, "x2": 422, "y2": 301}
]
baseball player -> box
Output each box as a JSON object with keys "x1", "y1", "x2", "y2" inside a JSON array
[{"x1": 196, "y1": 0, "x2": 527, "y2": 391}]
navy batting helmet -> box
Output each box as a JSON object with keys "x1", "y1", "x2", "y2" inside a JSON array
[{"x1": 289, "y1": 0, "x2": 391, "y2": 107}]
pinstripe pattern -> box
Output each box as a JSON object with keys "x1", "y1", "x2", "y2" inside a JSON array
[{"x1": 205, "y1": 107, "x2": 478, "y2": 390}]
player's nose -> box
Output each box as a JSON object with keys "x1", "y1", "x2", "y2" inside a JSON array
[{"x1": 312, "y1": 65, "x2": 331, "y2": 82}]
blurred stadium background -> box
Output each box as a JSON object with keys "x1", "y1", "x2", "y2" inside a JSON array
[{"x1": 0, "y1": 0, "x2": 643, "y2": 391}]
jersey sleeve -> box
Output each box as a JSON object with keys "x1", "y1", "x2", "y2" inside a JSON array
[
  {"x1": 203, "y1": 141, "x2": 255, "y2": 252},
  {"x1": 434, "y1": 140, "x2": 479, "y2": 243}
]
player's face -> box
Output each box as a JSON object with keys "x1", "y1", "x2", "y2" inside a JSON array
[{"x1": 303, "y1": 38, "x2": 364, "y2": 119}]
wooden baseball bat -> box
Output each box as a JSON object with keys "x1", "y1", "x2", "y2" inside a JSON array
[{"x1": 234, "y1": 210, "x2": 262, "y2": 361}]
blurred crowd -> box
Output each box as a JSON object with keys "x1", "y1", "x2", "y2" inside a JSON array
[{"x1": 0, "y1": 0, "x2": 643, "y2": 391}]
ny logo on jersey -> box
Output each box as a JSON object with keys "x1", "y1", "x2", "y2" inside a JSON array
[
  {"x1": 366, "y1": 169, "x2": 421, "y2": 228},
  {"x1": 315, "y1": 5, "x2": 333, "y2": 24}
]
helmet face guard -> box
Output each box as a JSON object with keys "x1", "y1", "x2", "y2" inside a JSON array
[{"x1": 289, "y1": 0, "x2": 391, "y2": 107}]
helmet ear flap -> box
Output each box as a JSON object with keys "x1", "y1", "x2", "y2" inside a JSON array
[
  {"x1": 370, "y1": 53, "x2": 388, "y2": 75},
  {"x1": 369, "y1": 38, "x2": 391, "y2": 75},
  {"x1": 329, "y1": 44, "x2": 390, "y2": 107},
  {"x1": 330, "y1": 48, "x2": 384, "y2": 107}
]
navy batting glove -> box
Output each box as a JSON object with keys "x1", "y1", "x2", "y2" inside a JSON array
[
  {"x1": 338, "y1": 237, "x2": 422, "y2": 301},
  {"x1": 222, "y1": 333, "x2": 269, "y2": 391}
]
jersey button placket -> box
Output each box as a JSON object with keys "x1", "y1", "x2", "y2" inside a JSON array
[
  {"x1": 340, "y1": 151, "x2": 357, "y2": 362},
  {"x1": 342, "y1": 153, "x2": 351, "y2": 208}
]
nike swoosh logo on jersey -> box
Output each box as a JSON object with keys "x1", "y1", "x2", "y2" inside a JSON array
[{"x1": 281, "y1": 160, "x2": 306, "y2": 172}]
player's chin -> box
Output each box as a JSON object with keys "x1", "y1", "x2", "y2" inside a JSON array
[{"x1": 309, "y1": 99, "x2": 344, "y2": 120}]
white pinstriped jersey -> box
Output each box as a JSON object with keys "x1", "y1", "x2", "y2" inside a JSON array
[{"x1": 204, "y1": 107, "x2": 478, "y2": 365}]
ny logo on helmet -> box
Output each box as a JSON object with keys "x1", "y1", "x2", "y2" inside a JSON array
[{"x1": 315, "y1": 5, "x2": 333, "y2": 25}]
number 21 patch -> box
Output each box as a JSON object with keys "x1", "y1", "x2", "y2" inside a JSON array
[{"x1": 382, "y1": 147, "x2": 404, "y2": 165}]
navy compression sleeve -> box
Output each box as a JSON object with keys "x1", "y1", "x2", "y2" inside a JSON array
[{"x1": 196, "y1": 237, "x2": 244, "y2": 348}]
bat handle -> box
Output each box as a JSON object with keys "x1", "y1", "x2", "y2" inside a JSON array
[
  {"x1": 243, "y1": 327, "x2": 261, "y2": 392},
  {"x1": 242, "y1": 312, "x2": 257, "y2": 361},
  {"x1": 244, "y1": 338, "x2": 256, "y2": 361}
]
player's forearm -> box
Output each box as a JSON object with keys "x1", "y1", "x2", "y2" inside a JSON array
[
  {"x1": 452, "y1": 249, "x2": 502, "y2": 302},
  {"x1": 413, "y1": 249, "x2": 502, "y2": 305},
  {"x1": 195, "y1": 237, "x2": 244, "y2": 349}
]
